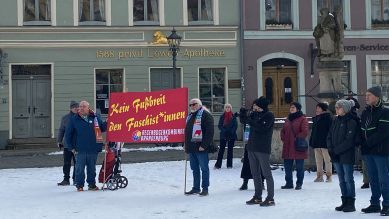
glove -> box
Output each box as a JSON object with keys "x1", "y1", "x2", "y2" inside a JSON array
[
  {"x1": 57, "y1": 143, "x2": 64, "y2": 150},
  {"x1": 71, "y1": 149, "x2": 77, "y2": 155}
]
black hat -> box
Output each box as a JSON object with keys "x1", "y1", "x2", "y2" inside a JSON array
[
  {"x1": 70, "y1": 101, "x2": 79, "y2": 109},
  {"x1": 367, "y1": 86, "x2": 382, "y2": 98},
  {"x1": 291, "y1": 102, "x2": 302, "y2": 111},
  {"x1": 316, "y1": 102, "x2": 329, "y2": 111},
  {"x1": 253, "y1": 96, "x2": 269, "y2": 110}
]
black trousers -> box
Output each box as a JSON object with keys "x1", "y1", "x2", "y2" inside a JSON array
[
  {"x1": 215, "y1": 139, "x2": 235, "y2": 168},
  {"x1": 63, "y1": 148, "x2": 76, "y2": 181}
]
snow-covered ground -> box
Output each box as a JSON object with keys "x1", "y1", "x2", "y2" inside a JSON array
[{"x1": 0, "y1": 159, "x2": 375, "y2": 219}]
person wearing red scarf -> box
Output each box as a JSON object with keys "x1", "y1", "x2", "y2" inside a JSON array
[{"x1": 215, "y1": 104, "x2": 237, "y2": 169}]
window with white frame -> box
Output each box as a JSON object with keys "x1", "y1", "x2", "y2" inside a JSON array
[
  {"x1": 24, "y1": 0, "x2": 51, "y2": 25},
  {"x1": 340, "y1": 61, "x2": 351, "y2": 95},
  {"x1": 371, "y1": 0, "x2": 389, "y2": 28},
  {"x1": 317, "y1": 0, "x2": 343, "y2": 24},
  {"x1": 133, "y1": 0, "x2": 159, "y2": 25},
  {"x1": 371, "y1": 60, "x2": 389, "y2": 105},
  {"x1": 95, "y1": 69, "x2": 123, "y2": 116},
  {"x1": 199, "y1": 68, "x2": 225, "y2": 113},
  {"x1": 188, "y1": 0, "x2": 213, "y2": 24},
  {"x1": 79, "y1": 0, "x2": 106, "y2": 23},
  {"x1": 265, "y1": 0, "x2": 293, "y2": 29}
]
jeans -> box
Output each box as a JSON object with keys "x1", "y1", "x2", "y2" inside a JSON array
[
  {"x1": 63, "y1": 148, "x2": 76, "y2": 181},
  {"x1": 189, "y1": 152, "x2": 209, "y2": 191},
  {"x1": 363, "y1": 155, "x2": 389, "y2": 206},
  {"x1": 333, "y1": 162, "x2": 355, "y2": 198},
  {"x1": 75, "y1": 152, "x2": 98, "y2": 187},
  {"x1": 284, "y1": 159, "x2": 305, "y2": 186},
  {"x1": 215, "y1": 139, "x2": 235, "y2": 168}
]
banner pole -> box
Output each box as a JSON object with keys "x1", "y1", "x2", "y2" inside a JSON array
[
  {"x1": 184, "y1": 152, "x2": 188, "y2": 194},
  {"x1": 102, "y1": 143, "x2": 108, "y2": 191}
]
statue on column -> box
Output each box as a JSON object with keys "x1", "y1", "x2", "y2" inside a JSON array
[{"x1": 313, "y1": 7, "x2": 344, "y2": 60}]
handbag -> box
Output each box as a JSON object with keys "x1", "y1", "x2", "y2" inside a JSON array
[{"x1": 290, "y1": 122, "x2": 308, "y2": 152}]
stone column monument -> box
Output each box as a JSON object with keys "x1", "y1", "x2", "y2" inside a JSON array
[{"x1": 313, "y1": 6, "x2": 345, "y2": 110}]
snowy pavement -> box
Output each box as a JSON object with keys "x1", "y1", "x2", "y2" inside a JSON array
[{"x1": 0, "y1": 159, "x2": 375, "y2": 219}]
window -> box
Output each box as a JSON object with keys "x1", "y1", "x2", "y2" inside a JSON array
[
  {"x1": 371, "y1": 60, "x2": 389, "y2": 105},
  {"x1": 95, "y1": 69, "x2": 123, "y2": 116},
  {"x1": 340, "y1": 61, "x2": 351, "y2": 95},
  {"x1": 199, "y1": 68, "x2": 225, "y2": 112},
  {"x1": 371, "y1": 0, "x2": 389, "y2": 28},
  {"x1": 79, "y1": 0, "x2": 106, "y2": 24},
  {"x1": 150, "y1": 68, "x2": 181, "y2": 91},
  {"x1": 317, "y1": 0, "x2": 343, "y2": 24},
  {"x1": 24, "y1": 0, "x2": 51, "y2": 25},
  {"x1": 265, "y1": 0, "x2": 292, "y2": 29},
  {"x1": 188, "y1": 0, "x2": 213, "y2": 24},
  {"x1": 133, "y1": 0, "x2": 159, "y2": 25}
]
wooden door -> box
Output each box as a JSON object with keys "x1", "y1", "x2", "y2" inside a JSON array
[{"x1": 262, "y1": 67, "x2": 297, "y2": 118}]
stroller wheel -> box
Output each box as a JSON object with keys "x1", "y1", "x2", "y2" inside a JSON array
[
  {"x1": 106, "y1": 178, "x2": 118, "y2": 190},
  {"x1": 117, "y1": 176, "x2": 128, "y2": 188}
]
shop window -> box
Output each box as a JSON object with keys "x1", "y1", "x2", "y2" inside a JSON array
[
  {"x1": 265, "y1": 0, "x2": 292, "y2": 30},
  {"x1": 199, "y1": 68, "x2": 225, "y2": 113},
  {"x1": 133, "y1": 0, "x2": 159, "y2": 25},
  {"x1": 188, "y1": 0, "x2": 213, "y2": 25},
  {"x1": 150, "y1": 68, "x2": 181, "y2": 91},
  {"x1": 340, "y1": 61, "x2": 351, "y2": 95},
  {"x1": 95, "y1": 69, "x2": 123, "y2": 116},
  {"x1": 24, "y1": 0, "x2": 51, "y2": 25},
  {"x1": 371, "y1": 60, "x2": 389, "y2": 105},
  {"x1": 79, "y1": 0, "x2": 106, "y2": 24},
  {"x1": 317, "y1": 0, "x2": 343, "y2": 25},
  {"x1": 371, "y1": 0, "x2": 389, "y2": 28}
]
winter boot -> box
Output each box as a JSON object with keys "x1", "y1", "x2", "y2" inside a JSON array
[
  {"x1": 76, "y1": 186, "x2": 84, "y2": 192},
  {"x1": 361, "y1": 204, "x2": 381, "y2": 213},
  {"x1": 57, "y1": 179, "x2": 70, "y2": 186},
  {"x1": 246, "y1": 196, "x2": 262, "y2": 205},
  {"x1": 335, "y1": 196, "x2": 346, "y2": 211},
  {"x1": 381, "y1": 206, "x2": 389, "y2": 216},
  {"x1": 239, "y1": 179, "x2": 248, "y2": 190},
  {"x1": 326, "y1": 174, "x2": 332, "y2": 183},
  {"x1": 199, "y1": 189, "x2": 208, "y2": 196},
  {"x1": 361, "y1": 183, "x2": 370, "y2": 189},
  {"x1": 295, "y1": 184, "x2": 302, "y2": 190},
  {"x1": 185, "y1": 189, "x2": 200, "y2": 195},
  {"x1": 314, "y1": 173, "x2": 324, "y2": 182},
  {"x1": 342, "y1": 197, "x2": 356, "y2": 212},
  {"x1": 88, "y1": 184, "x2": 99, "y2": 191},
  {"x1": 281, "y1": 184, "x2": 294, "y2": 189},
  {"x1": 260, "y1": 198, "x2": 275, "y2": 207}
]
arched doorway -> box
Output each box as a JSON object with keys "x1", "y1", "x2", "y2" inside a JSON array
[{"x1": 262, "y1": 58, "x2": 297, "y2": 117}]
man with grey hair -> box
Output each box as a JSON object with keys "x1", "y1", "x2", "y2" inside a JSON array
[
  {"x1": 360, "y1": 86, "x2": 389, "y2": 216},
  {"x1": 65, "y1": 100, "x2": 106, "y2": 192},
  {"x1": 184, "y1": 98, "x2": 214, "y2": 196}
]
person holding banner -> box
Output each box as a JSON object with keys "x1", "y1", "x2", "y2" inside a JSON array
[
  {"x1": 214, "y1": 103, "x2": 237, "y2": 169},
  {"x1": 65, "y1": 101, "x2": 107, "y2": 192},
  {"x1": 245, "y1": 97, "x2": 275, "y2": 206},
  {"x1": 184, "y1": 98, "x2": 214, "y2": 196}
]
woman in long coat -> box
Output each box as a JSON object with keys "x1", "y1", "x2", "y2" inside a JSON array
[{"x1": 280, "y1": 102, "x2": 309, "y2": 190}]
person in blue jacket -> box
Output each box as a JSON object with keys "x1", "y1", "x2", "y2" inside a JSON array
[{"x1": 65, "y1": 100, "x2": 106, "y2": 191}]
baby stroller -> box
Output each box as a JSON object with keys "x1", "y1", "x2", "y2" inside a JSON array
[{"x1": 98, "y1": 142, "x2": 128, "y2": 190}]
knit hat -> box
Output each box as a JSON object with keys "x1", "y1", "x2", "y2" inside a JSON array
[
  {"x1": 316, "y1": 102, "x2": 329, "y2": 111},
  {"x1": 290, "y1": 102, "x2": 302, "y2": 111},
  {"x1": 70, "y1": 101, "x2": 79, "y2": 109},
  {"x1": 253, "y1": 96, "x2": 269, "y2": 110},
  {"x1": 367, "y1": 86, "x2": 382, "y2": 98},
  {"x1": 335, "y1": 99, "x2": 353, "y2": 113}
]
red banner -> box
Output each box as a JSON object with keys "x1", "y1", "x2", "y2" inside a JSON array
[{"x1": 106, "y1": 88, "x2": 188, "y2": 143}]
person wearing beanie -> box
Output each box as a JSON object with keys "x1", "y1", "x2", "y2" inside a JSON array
[
  {"x1": 360, "y1": 86, "x2": 389, "y2": 215},
  {"x1": 327, "y1": 99, "x2": 358, "y2": 212},
  {"x1": 281, "y1": 102, "x2": 309, "y2": 190},
  {"x1": 57, "y1": 100, "x2": 79, "y2": 186},
  {"x1": 310, "y1": 102, "x2": 333, "y2": 183},
  {"x1": 215, "y1": 103, "x2": 237, "y2": 169},
  {"x1": 245, "y1": 96, "x2": 276, "y2": 207}
]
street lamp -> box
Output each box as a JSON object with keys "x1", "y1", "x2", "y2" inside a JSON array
[{"x1": 167, "y1": 28, "x2": 182, "y2": 88}]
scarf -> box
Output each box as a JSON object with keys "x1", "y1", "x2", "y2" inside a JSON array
[
  {"x1": 186, "y1": 107, "x2": 204, "y2": 142},
  {"x1": 79, "y1": 111, "x2": 103, "y2": 143},
  {"x1": 223, "y1": 111, "x2": 233, "y2": 126},
  {"x1": 288, "y1": 111, "x2": 303, "y2": 122}
]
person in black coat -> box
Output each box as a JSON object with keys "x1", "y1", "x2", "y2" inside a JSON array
[
  {"x1": 245, "y1": 97, "x2": 275, "y2": 207},
  {"x1": 360, "y1": 86, "x2": 389, "y2": 215},
  {"x1": 327, "y1": 99, "x2": 358, "y2": 213},
  {"x1": 184, "y1": 98, "x2": 214, "y2": 196},
  {"x1": 309, "y1": 102, "x2": 333, "y2": 182},
  {"x1": 215, "y1": 103, "x2": 238, "y2": 169}
]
